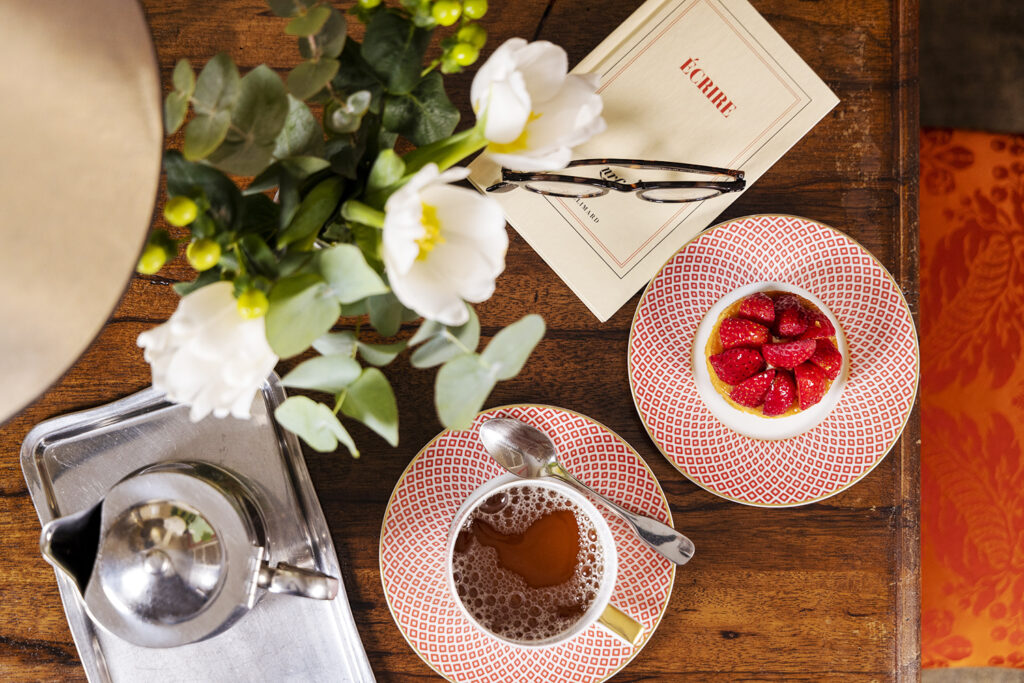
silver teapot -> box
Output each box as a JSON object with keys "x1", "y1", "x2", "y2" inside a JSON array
[{"x1": 40, "y1": 461, "x2": 339, "y2": 648}]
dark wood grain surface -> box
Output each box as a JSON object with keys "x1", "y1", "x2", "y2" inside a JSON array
[{"x1": 0, "y1": 0, "x2": 919, "y2": 680}]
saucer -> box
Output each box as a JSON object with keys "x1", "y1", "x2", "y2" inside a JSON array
[
  {"x1": 628, "y1": 215, "x2": 919, "y2": 507},
  {"x1": 379, "y1": 405, "x2": 676, "y2": 683}
]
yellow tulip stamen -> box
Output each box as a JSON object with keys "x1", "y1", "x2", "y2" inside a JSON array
[
  {"x1": 416, "y1": 203, "x2": 445, "y2": 260},
  {"x1": 488, "y1": 111, "x2": 542, "y2": 154}
]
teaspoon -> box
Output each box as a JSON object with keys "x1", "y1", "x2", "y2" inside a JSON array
[{"x1": 479, "y1": 418, "x2": 695, "y2": 566}]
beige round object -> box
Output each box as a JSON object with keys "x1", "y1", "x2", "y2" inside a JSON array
[{"x1": 0, "y1": 0, "x2": 162, "y2": 422}]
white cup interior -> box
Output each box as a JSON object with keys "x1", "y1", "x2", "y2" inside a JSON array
[{"x1": 445, "y1": 474, "x2": 618, "y2": 648}]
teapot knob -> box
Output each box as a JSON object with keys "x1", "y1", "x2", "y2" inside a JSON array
[{"x1": 257, "y1": 562, "x2": 339, "y2": 600}]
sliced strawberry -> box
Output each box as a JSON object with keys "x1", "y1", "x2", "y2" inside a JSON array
[
  {"x1": 809, "y1": 338, "x2": 843, "y2": 380},
  {"x1": 737, "y1": 293, "x2": 775, "y2": 326},
  {"x1": 719, "y1": 318, "x2": 769, "y2": 349},
  {"x1": 794, "y1": 362, "x2": 827, "y2": 409},
  {"x1": 709, "y1": 348, "x2": 765, "y2": 385},
  {"x1": 730, "y1": 369, "x2": 775, "y2": 408},
  {"x1": 763, "y1": 369, "x2": 797, "y2": 416},
  {"x1": 762, "y1": 339, "x2": 816, "y2": 368},
  {"x1": 799, "y1": 310, "x2": 836, "y2": 340},
  {"x1": 773, "y1": 295, "x2": 809, "y2": 338}
]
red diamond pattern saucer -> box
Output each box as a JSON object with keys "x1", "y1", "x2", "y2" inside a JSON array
[
  {"x1": 379, "y1": 405, "x2": 675, "y2": 682},
  {"x1": 629, "y1": 215, "x2": 919, "y2": 507}
]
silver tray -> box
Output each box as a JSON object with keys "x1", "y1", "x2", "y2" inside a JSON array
[{"x1": 21, "y1": 375, "x2": 375, "y2": 683}]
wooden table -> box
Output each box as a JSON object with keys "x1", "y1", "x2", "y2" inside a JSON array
[{"x1": 0, "y1": 0, "x2": 919, "y2": 680}]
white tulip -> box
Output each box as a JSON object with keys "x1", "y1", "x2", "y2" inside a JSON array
[
  {"x1": 137, "y1": 281, "x2": 278, "y2": 421},
  {"x1": 382, "y1": 164, "x2": 507, "y2": 326},
  {"x1": 471, "y1": 38, "x2": 606, "y2": 172}
]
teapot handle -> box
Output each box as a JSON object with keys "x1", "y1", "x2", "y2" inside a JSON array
[{"x1": 257, "y1": 562, "x2": 339, "y2": 600}]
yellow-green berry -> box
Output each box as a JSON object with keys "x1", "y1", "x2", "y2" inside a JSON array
[
  {"x1": 186, "y1": 238, "x2": 221, "y2": 272},
  {"x1": 431, "y1": 0, "x2": 462, "y2": 26},
  {"x1": 358, "y1": 0, "x2": 381, "y2": 7},
  {"x1": 456, "y1": 23, "x2": 487, "y2": 49},
  {"x1": 237, "y1": 289, "x2": 269, "y2": 319},
  {"x1": 462, "y1": 0, "x2": 487, "y2": 19},
  {"x1": 137, "y1": 243, "x2": 168, "y2": 275},
  {"x1": 163, "y1": 196, "x2": 198, "y2": 227},
  {"x1": 451, "y1": 42, "x2": 479, "y2": 66}
]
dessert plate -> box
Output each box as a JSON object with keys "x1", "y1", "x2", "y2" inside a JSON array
[
  {"x1": 380, "y1": 405, "x2": 675, "y2": 683},
  {"x1": 629, "y1": 215, "x2": 919, "y2": 507}
]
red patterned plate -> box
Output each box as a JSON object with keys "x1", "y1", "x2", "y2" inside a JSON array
[
  {"x1": 379, "y1": 405, "x2": 675, "y2": 683},
  {"x1": 629, "y1": 215, "x2": 919, "y2": 507}
]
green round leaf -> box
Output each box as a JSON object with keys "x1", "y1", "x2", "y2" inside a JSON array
[
  {"x1": 298, "y1": 7, "x2": 347, "y2": 60},
  {"x1": 313, "y1": 331, "x2": 357, "y2": 356},
  {"x1": 172, "y1": 59, "x2": 195, "y2": 98},
  {"x1": 265, "y1": 274, "x2": 341, "y2": 358},
  {"x1": 340, "y1": 368, "x2": 399, "y2": 446},
  {"x1": 281, "y1": 354, "x2": 361, "y2": 393},
  {"x1": 358, "y1": 341, "x2": 407, "y2": 367},
  {"x1": 183, "y1": 111, "x2": 231, "y2": 161},
  {"x1": 410, "y1": 307, "x2": 480, "y2": 369},
  {"x1": 480, "y1": 314, "x2": 546, "y2": 380},
  {"x1": 192, "y1": 53, "x2": 240, "y2": 116},
  {"x1": 272, "y1": 95, "x2": 324, "y2": 159},
  {"x1": 274, "y1": 395, "x2": 358, "y2": 455},
  {"x1": 285, "y1": 4, "x2": 331, "y2": 36},
  {"x1": 367, "y1": 150, "x2": 405, "y2": 194},
  {"x1": 164, "y1": 91, "x2": 188, "y2": 135},
  {"x1": 435, "y1": 354, "x2": 495, "y2": 429},
  {"x1": 317, "y1": 244, "x2": 388, "y2": 304},
  {"x1": 287, "y1": 58, "x2": 341, "y2": 100}
]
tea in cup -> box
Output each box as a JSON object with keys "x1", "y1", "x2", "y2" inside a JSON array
[{"x1": 445, "y1": 474, "x2": 642, "y2": 647}]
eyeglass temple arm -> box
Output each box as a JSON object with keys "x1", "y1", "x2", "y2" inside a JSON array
[{"x1": 563, "y1": 158, "x2": 744, "y2": 179}]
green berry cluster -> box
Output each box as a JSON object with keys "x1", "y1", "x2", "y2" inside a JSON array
[{"x1": 138, "y1": 194, "x2": 270, "y2": 318}]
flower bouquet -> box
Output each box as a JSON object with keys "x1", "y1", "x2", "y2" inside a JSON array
[{"x1": 136, "y1": 0, "x2": 605, "y2": 455}]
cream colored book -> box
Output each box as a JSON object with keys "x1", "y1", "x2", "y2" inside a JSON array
[{"x1": 469, "y1": 0, "x2": 839, "y2": 321}]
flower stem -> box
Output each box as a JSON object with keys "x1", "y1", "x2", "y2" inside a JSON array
[
  {"x1": 401, "y1": 124, "x2": 488, "y2": 176},
  {"x1": 333, "y1": 389, "x2": 348, "y2": 414},
  {"x1": 341, "y1": 200, "x2": 385, "y2": 228}
]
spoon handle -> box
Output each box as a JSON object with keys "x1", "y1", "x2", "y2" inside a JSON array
[{"x1": 551, "y1": 466, "x2": 695, "y2": 566}]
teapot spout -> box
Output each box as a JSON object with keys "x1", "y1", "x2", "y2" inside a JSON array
[{"x1": 40, "y1": 504, "x2": 103, "y2": 595}]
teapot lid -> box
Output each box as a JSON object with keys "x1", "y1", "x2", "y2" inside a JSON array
[{"x1": 84, "y1": 469, "x2": 263, "y2": 648}]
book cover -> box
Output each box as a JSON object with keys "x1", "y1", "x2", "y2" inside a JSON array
[{"x1": 469, "y1": 0, "x2": 839, "y2": 321}]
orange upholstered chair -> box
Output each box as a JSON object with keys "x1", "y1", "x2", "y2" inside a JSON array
[{"x1": 920, "y1": 128, "x2": 1024, "y2": 669}]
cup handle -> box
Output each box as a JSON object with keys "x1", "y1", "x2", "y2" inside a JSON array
[{"x1": 597, "y1": 603, "x2": 644, "y2": 646}]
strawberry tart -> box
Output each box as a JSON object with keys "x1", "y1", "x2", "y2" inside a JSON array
[{"x1": 691, "y1": 282, "x2": 849, "y2": 440}]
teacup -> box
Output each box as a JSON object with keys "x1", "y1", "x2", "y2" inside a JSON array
[{"x1": 445, "y1": 474, "x2": 643, "y2": 648}]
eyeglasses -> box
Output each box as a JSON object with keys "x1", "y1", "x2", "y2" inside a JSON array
[{"x1": 485, "y1": 158, "x2": 746, "y2": 203}]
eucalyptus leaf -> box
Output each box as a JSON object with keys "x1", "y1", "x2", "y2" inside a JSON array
[
  {"x1": 351, "y1": 222, "x2": 383, "y2": 268},
  {"x1": 435, "y1": 354, "x2": 495, "y2": 430},
  {"x1": 183, "y1": 111, "x2": 231, "y2": 161},
  {"x1": 298, "y1": 7, "x2": 346, "y2": 60},
  {"x1": 272, "y1": 95, "x2": 324, "y2": 159},
  {"x1": 172, "y1": 59, "x2": 196, "y2": 97},
  {"x1": 164, "y1": 91, "x2": 188, "y2": 135},
  {"x1": 274, "y1": 396, "x2": 358, "y2": 456},
  {"x1": 367, "y1": 292, "x2": 406, "y2": 337},
  {"x1": 246, "y1": 156, "x2": 329, "y2": 195},
  {"x1": 361, "y1": 10, "x2": 430, "y2": 95},
  {"x1": 358, "y1": 341, "x2": 406, "y2": 367},
  {"x1": 318, "y1": 244, "x2": 388, "y2": 303},
  {"x1": 281, "y1": 354, "x2": 361, "y2": 393},
  {"x1": 207, "y1": 65, "x2": 289, "y2": 176},
  {"x1": 366, "y1": 150, "x2": 404, "y2": 194},
  {"x1": 340, "y1": 368, "x2": 399, "y2": 446},
  {"x1": 277, "y1": 176, "x2": 344, "y2": 250},
  {"x1": 380, "y1": 71, "x2": 459, "y2": 146},
  {"x1": 408, "y1": 319, "x2": 443, "y2": 346},
  {"x1": 192, "y1": 53, "x2": 240, "y2": 116},
  {"x1": 265, "y1": 274, "x2": 340, "y2": 358},
  {"x1": 410, "y1": 308, "x2": 480, "y2": 368},
  {"x1": 313, "y1": 331, "x2": 356, "y2": 356},
  {"x1": 285, "y1": 4, "x2": 331, "y2": 36},
  {"x1": 267, "y1": 0, "x2": 313, "y2": 17},
  {"x1": 480, "y1": 314, "x2": 546, "y2": 380},
  {"x1": 287, "y1": 58, "x2": 340, "y2": 100}
]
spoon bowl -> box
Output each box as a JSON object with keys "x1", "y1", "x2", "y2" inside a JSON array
[{"x1": 479, "y1": 418, "x2": 695, "y2": 566}]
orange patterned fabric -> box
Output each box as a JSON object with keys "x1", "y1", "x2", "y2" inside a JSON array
[{"x1": 920, "y1": 128, "x2": 1024, "y2": 669}]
